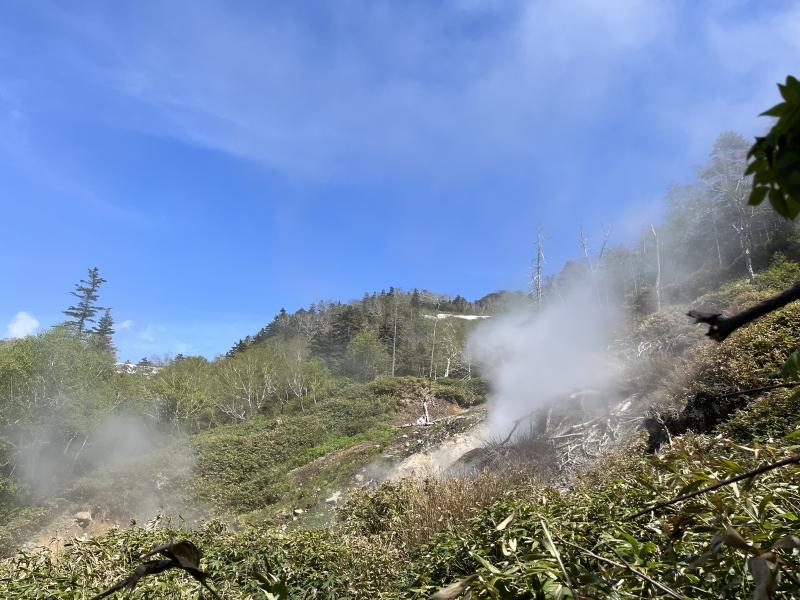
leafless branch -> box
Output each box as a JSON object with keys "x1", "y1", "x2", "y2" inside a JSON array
[
  {"x1": 689, "y1": 282, "x2": 800, "y2": 342},
  {"x1": 718, "y1": 381, "x2": 800, "y2": 399},
  {"x1": 555, "y1": 536, "x2": 683, "y2": 599},
  {"x1": 89, "y1": 540, "x2": 221, "y2": 600},
  {"x1": 628, "y1": 454, "x2": 800, "y2": 519}
]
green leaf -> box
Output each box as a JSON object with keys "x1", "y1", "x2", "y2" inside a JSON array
[
  {"x1": 781, "y1": 349, "x2": 800, "y2": 380},
  {"x1": 783, "y1": 428, "x2": 800, "y2": 441},
  {"x1": 748, "y1": 184, "x2": 769, "y2": 207},
  {"x1": 761, "y1": 102, "x2": 787, "y2": 117},
  {"x1": 718, "y1": 458, "x2": 743, "y2": 474},
  {"x1": 471, "y1": 551, "x2": 501, "y2": 575},
  {"x1": 779, "y1": 76, "x2": 800, "y2": 102},
  {"x1": 769, "y1": 188, "x2": 796, "y2": 219}
]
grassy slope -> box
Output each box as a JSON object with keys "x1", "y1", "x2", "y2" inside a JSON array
[
  {"x1": 0, "y1": 376, "x2": 484, "y2": 555},
  {"x1": 3, "y1": 277, "x2": 800, "y2": 597},
  {"x1": 190, "y1": 376, "x2": 484, "y2": 520}
]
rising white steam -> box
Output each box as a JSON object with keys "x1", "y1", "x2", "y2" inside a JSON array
[
  {"x1": 15, "y1": 411, "x2": 199, "y2": 522},
  {"x1": 469, "y1": 286, "x2": 623, "y2": 437}
]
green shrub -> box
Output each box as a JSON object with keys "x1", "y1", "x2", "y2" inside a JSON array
[
  {"x1": 405, "y1": 434, "x2": 800, "y2": 599},
  {"x1": 719, "y1": 387, "x2": 800, "y2": 442},
  {"x1": 645, "y1": 300, "x2": 800, "y2": 449},
  {"x1": 191, "y1": 381, "x2": 406, "y2": 514},
  {"x1": 756, "y1": 252, "x2": 800, "y2": 291},
  {"x1": 430, "y1": 378, "x2": 487, "y2": 408},
  {"x1": 0, "y1": 523, "x2": 402, "y2": 599}
]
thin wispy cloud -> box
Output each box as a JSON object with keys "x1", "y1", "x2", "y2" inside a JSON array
[
  {"x1": 90, "y1": 0, "x2": 671, "y2": 179},
  {"x1": 64, "y1": 1, "x2": 795, "y2": 182},
  {"x1": 3, "y1": 2, "x2": 798, "y2": 184},
  {"x1": 135, "y1": 324, "x2": 160, "y2": 343}
]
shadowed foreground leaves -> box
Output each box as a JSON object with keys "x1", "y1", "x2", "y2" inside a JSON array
[{"x1": 90, "y1": 540, "x2": 220, "y2": 599}]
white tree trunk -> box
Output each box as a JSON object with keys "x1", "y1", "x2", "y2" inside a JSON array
[
  {"x1": 391, "y1": 297, "x2": 398, "y2": 376},
  {"x1": 651, "y1": 224, "x2": 662, "y2": 312},
  {"x1": 429, "y1": 308, "x2": 438, "y2": 379}
]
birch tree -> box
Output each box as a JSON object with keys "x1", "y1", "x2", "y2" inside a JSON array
[{"x1": 215, "y1": 347, "x2": 278, "y2": 420}]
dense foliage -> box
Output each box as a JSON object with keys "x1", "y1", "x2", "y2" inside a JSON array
[
  {"x1": 747, "y1": 75, "x2": 800, "y2": 219},
  {"x1": 2, "y1": 121, "x2": 800, "y2": 597},
  {"x1": 1, "y1": 382, "x2": 798, "y2": 598}
]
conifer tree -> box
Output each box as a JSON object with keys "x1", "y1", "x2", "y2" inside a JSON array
[
  {"x1": 91, "y1": 308, "x2": 115, "y2": 351},
  {"x1": 411, "y1": 289, "x2": 420, "y2": 308},
  {"x1": 63, "y1": 267, "x2": 106, "y2": 334}
]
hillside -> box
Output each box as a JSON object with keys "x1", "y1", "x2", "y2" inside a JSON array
[
  {"x1": 2, "y1": 264, "x2": 800, "y2": 598},
  {"x1": 2, "y1": 130, "x2": 800, "y2": 597},
  {"x1": 4, "y1": 2, "x2": 800, "y2": 597}
]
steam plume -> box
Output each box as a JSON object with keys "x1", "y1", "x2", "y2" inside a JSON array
[{"x1": 469, "y1": 286, "x2": 623, "y2": 438}]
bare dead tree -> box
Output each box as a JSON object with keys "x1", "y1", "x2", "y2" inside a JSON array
[
  {"x1": 440, "y1": 320, "x2": 461, "y2": 378},
  {"x1": 579, "y1": 225, "x2": 612, "y2": 303},
  {"x1": 429, "y1": 302, "x2": 439, "y2": 379},
  {"x1": 707, "y1": 193, "x2": 724, "y2": 269},
  {"x1": 579, "y1": 225, "x2": 592, "y2": 270},
  {"x1": 598, "y1": 224, "x2": 612, "y2": 304},
  {"x1": 732, "y1": 199, "x2": 756, "y2": 285},
  {"x1": 690, "y1": 281, "x2": 800, "y2": 342},
  {"x1": 531, "y1": 230, "x2": 546, "y2": 307},
  {"x1": 650, "y1": 224, "x2": 662, "y2": 312},
  {"x1": 597, "y1": 224, "x2": 612, "y2": 260},
  {"x1": 463, "y1": 339, "x2": 473, "y2": 380},
  {"x1": 391, "y1": 295, "x2": 398, "y2": 377}
]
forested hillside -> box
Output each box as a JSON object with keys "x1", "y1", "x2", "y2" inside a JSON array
[{"x1": 2, "y1": 120, "x2": 800, "y2": 598}]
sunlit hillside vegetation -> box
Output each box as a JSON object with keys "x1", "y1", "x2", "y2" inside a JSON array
[
  {"x1": 3, "y1": 267, "x2": 800, "y2": 597},
  {"x1": 2, "y1": 129, "x2": 800, "y2": 597}
]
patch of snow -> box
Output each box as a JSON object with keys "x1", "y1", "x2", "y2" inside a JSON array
[{"x1": 422, "y1": 313, "x2": 492, "y2": 321}]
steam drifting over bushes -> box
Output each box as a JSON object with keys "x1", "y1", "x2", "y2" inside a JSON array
[{"x1": 470, "y1": 286, "x2": 623, "y2": 440}]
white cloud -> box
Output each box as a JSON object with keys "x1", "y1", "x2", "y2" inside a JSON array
[
  {"x1": 9, "y1": 1, "x2": 799, "y2": 186},
  {"x1": 117, "y1": 319, "x2": 135, "y2": 330},
  {"x1": 49, "y1": 0, "x2": 674, "y2": 179},
  {"x1": 6, "y1": 311, "x2": 39, "y2": 338}
]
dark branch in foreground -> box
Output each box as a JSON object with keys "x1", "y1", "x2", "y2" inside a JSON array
[
  {"x1": 688, "y1": 282, "x2": 800, "y2": 342},
  {"x1": 556, "y1": 536, "x2": 683, "y2": 600},
  {"x1": 628, "y1": 453, "x2": 800, "y2": 520},
  {"x1": 719, "y1": 381, "x2": 800, "y2": 399},
  {"x1": 89, "y1": 540, "x2": 220, "y2": 600}
]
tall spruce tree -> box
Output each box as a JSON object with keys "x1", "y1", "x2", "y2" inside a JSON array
[
  {"x1": 63, "y1": 267, "x2": 106, "y2": 334},
  {"x1": 91, "y1": 308, "x2": 115, "y2": 351}
]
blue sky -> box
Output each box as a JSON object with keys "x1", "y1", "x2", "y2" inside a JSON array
[{"x1": 1, "y1": 0, "x2": 798, "y2": 360}]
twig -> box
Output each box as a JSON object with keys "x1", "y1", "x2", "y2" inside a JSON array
[
  {"x1": 609, "y1": 547, "x2": 684, "y2": 599},
  {"x1": 718, "y1": 381, "x2": 800, "y2": 399},
  {"x1": 498, "y1": 410, "x2": 536, "y2": 446},
  {"x1": 780, "y1": 563, "x2": 800, "y2": 589},
  {"x1": 556, "y1": 536, "x2": 683, "y2": 599},
  {"x1": 539, "y1": 520, "x2": 574, "y2": 590},
  {"x1": 689, "y1": 281, "x2": 800, "y2": 342},
  {"x1": 547, "y1": 432, "x2": 584, "y2": 441},
  {"x1": 628, "y1": 454, "x2": 800, "y2": 519}
]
